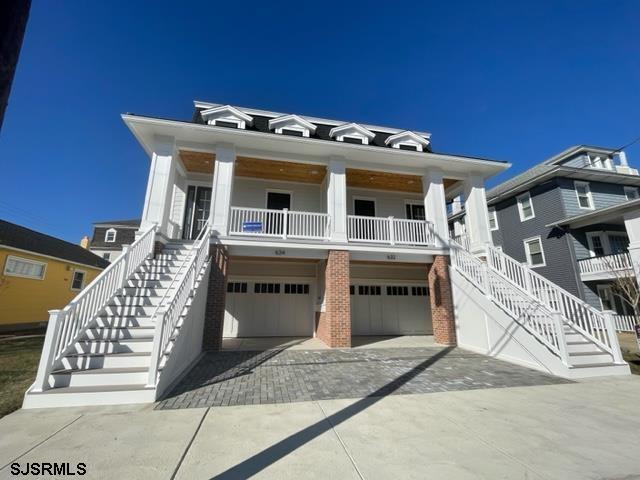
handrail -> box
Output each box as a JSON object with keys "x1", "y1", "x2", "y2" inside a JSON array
[
  {"x1": 32, "y1": 224, "x2": 158, "y2": 392},
  {"x1": 577, "y1": 252, "x2": 632, "y2": 274},
  {"x1": 347, "y1": 215, "x2": 436, "y2": 246},
  {"x1": 147, "y1": 222, "x2": 212, "y2": 387},
  {"x1": 229, "y1": 206, "x2": 330, "y2": 240}
]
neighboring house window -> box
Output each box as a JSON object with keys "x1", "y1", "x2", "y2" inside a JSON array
[
  {"x1": 609, "y1": 234, "x2": 629, "y2": 254},
  {"x1": 524, "y1": 236, "x2": 546, "y2": 267},
  {"x1": 624, "y1": 186, "x2": 639, "y2": 201},
  {"x1": 597, "y1": 285, "x2": 615, "y2": 311},
  {"x1": 102, "y1": 253, "x2": 111, "y2": 261},
  {"x1": 586, "y1": 155, "x2": 613, "y2": 170},
  {"x1": 517, "y1": 192, "x2": 535, "y2": 221},
  {"x1": 574, "y1": 181, "x2": 594, "y2": 209},
  {"x1": 587, "y1": 233, "x2": 606, "y2": 257},
  {"x1": 488, "y1": 208, "x2": 498, "y2": 230},
  {"x1": 3, "y1": 255, "x2": 46, "y2": 280},
  {"x1": 71, "y1": 270, "x2": 86, "y2": 291},
  {"x1": 105, "y1": 228, "x2": 117, "y2": 242}
]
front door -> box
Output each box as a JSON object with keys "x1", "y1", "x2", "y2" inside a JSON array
[
  {"x1": 405, "y1": 203, "x2": 425, "y2": 220},
  {"x1": 266, "y1": 191, "x2": 291, "y2": 235},
  {"x1": 182, "y1": 186, "x2": 212, "y2": 240}
]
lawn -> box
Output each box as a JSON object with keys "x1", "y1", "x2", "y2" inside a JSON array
[
  {"x1": 0, "y1": 336, "x2": 44, "y2": 418},
  {"x1": 618, "y1": 332, "x2": 640, "y2": 375}
]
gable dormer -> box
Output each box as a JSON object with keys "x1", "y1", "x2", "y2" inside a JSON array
[
  {"x1": 200, "y1": 105, "x2": 253, "y2": 129},
  {"x1": 384, "y1": 131, "x2": 430, "y2": 152},
  {"x1": 268, "y1": 114, "x2": 317, "y2": 138},
  {"x1": 329, "y1": 123, "x2": 376, "y2": 145}
]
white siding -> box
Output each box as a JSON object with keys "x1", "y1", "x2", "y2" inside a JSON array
[
  {"x1": 231, "y1": 178, "x2": 324, "y2": 213},
  {"x1": 347, "y1": 188, "x2": 422, "y2": 218}
]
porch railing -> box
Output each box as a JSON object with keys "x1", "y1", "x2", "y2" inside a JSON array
[
  {"x1": 611, "y1": 314, "x2": 639, "y2": 332},
  {"x1": 347, "y1": 215, "x2": 436, "y2": 246},
  {"x1": 228, "y1": 207, "x2": 330, "y2": 240},
  {"x1": 577, "y1": 252, "x2": 633, "y2": 275},
  {"x1": 31, "y1": 224, "x2": 158, "y2": 392}
]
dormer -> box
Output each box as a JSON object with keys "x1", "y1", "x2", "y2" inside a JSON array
[
  {"x1": 268, "y1": 114, "x2": 317, "y2": 138},
  {"x1": 200, "y1": 105, "x2": 253, "y2": 129},
  {"x1": 329, "y1": 123, "x2": 376, "y2": 145},
  {"x1": 384, "y1": 131, "x2": 430, "y2": 152}
]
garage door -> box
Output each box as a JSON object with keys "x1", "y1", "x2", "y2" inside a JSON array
[
  {"x1": 223, "y1": 280, "x2": 314, "y2": 337},
  {"x1": 351, "y1": 283, "x2": 432, "y2": 335}
]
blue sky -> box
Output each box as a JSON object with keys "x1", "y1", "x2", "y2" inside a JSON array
[{"x1": 1, "y1": 0, "x2": 639, "y2": 243}]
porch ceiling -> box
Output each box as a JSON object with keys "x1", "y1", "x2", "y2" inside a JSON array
[{"x1": 346, "y1": 168, "x2": 458, "y2": 194}]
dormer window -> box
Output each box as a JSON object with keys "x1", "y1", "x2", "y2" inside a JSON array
[
  {"x1": 200, "y1": 105, "x2": 253, "y2": 130},
  {"x1": 384, "y1": 131, "x2": 430, "y2": 152},
  {"x1": 586, "y1": 154, "x2": 613, "y2": 170},
  {"x1": 105, "y1": 228, "x2": 117, "y2": 243},
  {"x1": 268, "y1": 114, "x2": 316, "y2": 138},
  {"x1": 329, "y1": 123, "x2": 375, "y2": 145}
]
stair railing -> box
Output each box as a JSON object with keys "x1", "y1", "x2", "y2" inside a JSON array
[
  {"x1": 147, "y1": 221, "x2": 212, "y2": 387},
  {"x1": 31, "y1": 224, "x2": 158, "y2": 392}
]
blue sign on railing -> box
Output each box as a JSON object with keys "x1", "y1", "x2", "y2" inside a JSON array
[{"x1": 242, "y1": 221, "x2": 263, "y2": 233}]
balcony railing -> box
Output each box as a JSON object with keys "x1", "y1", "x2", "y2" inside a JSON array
[
  {"x1": 229, "y1": 207, "x2": 330, "y2": 240},
  {"x1": 577, "y1": 252, "x2": 633, "y2": 276},
  {"x1": 347, "y1": 215, "x2": 436, "y2": 246}
]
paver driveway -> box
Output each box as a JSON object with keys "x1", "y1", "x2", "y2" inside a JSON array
[{"x1": 157, "y1": 345, "x2": 570, "y2": 409}]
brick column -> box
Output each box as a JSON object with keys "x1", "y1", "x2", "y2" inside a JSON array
[
  {"x1": 316, "y1": 250, "x2": 351, "y2": 348},
  {"x1": 428, "y1": 255, "x2": 456, "y2": 345},
  {"x1": 202, "y1": 245, "x2": 229, "y2": 351}
]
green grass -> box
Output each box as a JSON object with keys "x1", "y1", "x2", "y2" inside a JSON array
[{"x1": 0, "y1": 336, "x2": 44, "y2": 418}]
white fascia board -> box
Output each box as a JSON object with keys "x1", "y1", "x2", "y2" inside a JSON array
[
  {"x1": 121, "y1": 115, "x2": 510, "y2": 179},
  {"x1": 329, "y1": 122, "x2": 376, "y2": 140},
  {"x1": 268, "y1": 114, "x2": 317, "y2": 133},
  {"x1": 199, "y1": 105, "x2": 254, "y2": 126},
  {"x1": 385, "y1": 130, "x2": 430, "y2": 146}
]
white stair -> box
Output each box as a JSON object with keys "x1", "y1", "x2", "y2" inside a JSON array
[{"x1": 23, "y1": 241, "x2": 197, "y2": 408}]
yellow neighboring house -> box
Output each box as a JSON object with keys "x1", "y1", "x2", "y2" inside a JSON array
[{"x1": 0, "y1": 220, "x2": 109, "y2": 331}]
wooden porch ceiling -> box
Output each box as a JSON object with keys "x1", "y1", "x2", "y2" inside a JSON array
[{"x1": 178, "y1": 150, "x2": 459, "y2": 192}]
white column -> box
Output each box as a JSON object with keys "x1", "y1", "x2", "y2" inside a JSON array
[
  {"x1": 210, "y1": 143, "x2": 236, "y2": 237},
  {"x1": 463, "y1": 174, "x2": 492, "y2": 254},
  {"x1": 422, "y1": 170, "x2": 449, "y2": 247},
  {"x1": 327, "y1": 157, "x2": 348, "y2": 242},
  {"x1": 140, "y1": 135, "x2": 176, "y2": 239},
  {"x1": 624, "y1": 210, "x2": 640, "y2": 284}
]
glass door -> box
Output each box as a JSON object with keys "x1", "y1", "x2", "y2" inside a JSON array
[{"x1": 182, "y1": 186, "x2": 212, "y2": 240}]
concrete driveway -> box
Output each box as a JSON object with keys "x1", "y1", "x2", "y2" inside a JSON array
[{"x1": 1, "y1": 376, "x2": 639, "y2": 479}]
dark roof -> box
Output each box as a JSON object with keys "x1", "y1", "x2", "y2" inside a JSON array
[
  {"x1": 93, "y1": 219, "x2": 140, "y2": 227},
  {"x1": 193, "y1": 110, "x2": 434, "y2": 153},
  {"x1": 0, "y1": 220, "x2": 109, "y2": 269}
]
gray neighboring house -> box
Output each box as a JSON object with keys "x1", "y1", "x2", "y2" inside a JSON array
[
  {"x1": 449, "y1": 145, "x2": 640, "y2": 316},
  {"x1": 84, "y1": 219, "x2": 141, "y2": 262}
]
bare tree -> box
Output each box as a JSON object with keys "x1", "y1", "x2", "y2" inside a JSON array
[{"x1": 603, "y1": 255, "x2": 640, "y2": 317}]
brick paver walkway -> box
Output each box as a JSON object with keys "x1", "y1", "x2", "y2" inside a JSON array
[{"x1": 156, "y1": 346, "x2": 571, "y2": 409}]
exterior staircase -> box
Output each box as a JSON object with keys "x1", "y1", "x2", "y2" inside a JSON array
[
  {"x1": 24, "y1": 225, "x2": 212, "y2": 408},
  {"x1": 450, "y1": 239, "x2": 630, "y2": 378}
]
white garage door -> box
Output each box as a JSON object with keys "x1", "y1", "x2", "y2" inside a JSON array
[
  {"x1": 351, "y1": 283, "x2": 432, "y2": 335},
  {"x1": 223, "y1": 280, "x2": 314, "y2": 337}
]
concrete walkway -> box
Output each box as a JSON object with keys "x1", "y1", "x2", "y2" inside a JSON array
[{"x1": 1, "y1": 376, "x2": 639, "y2": 479}]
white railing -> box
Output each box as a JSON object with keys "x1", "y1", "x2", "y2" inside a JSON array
[
  {"x1": 486, "y1": 245, "x2": 620, "y2": 359},
  {"x1": 347, "y1": 215, "x2": 436, "y2": 246},
  {"x1": 32, "y1": 224, "x2": 158, "y2": 392},
  {"x1": 228, "y1": 207, "x2": 330, "y2": 240},
  {"x1": 451, "y1": 234, "x2": 470, "y2": 251},
  {"x1": 450, "y1": 240, "x2": 567, "y2": 361},
  {"x1": 577, "y1": 252, "x2": 633, "y2": 275},
  {"x1": 612, "y1": 314, "x2": 639, "y2": 332},
  {"x1": 147, "y1": 222, "x2": 212, "y2": 387}
]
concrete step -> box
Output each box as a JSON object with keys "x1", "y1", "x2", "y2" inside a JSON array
[
  {"x1": 50, "y1": 367, "x2": 149, "y2": 388},
  {"x1": 84, "y1": 327, "x2": 155, "y2": 341},
  {"x1": 72, "y1": 338, "x2": 153, "y2": 354},
  {"x1": 94, "y1": 315, "x2": 155, "y2": 328},
  {"x1": 23, "y1": 384, "x2": 156, "y2": 409},
  {"x1": 61, "y1": 352, "x2": 151, "y2": 370},
  {"x1": 568, "y1": 351, "x2": 614, "y2": 366}
]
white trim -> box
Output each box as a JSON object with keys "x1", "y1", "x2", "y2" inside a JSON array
[
  {"x1": 574, "y1": 180, "x2": 594, "y2": 210},
  {"x1": 523, "y1": 235, "x2": 546, "y2": 268},
  {"x1": 105, "y1": 228, "x2": 117, "y2": 243},
  {"x1": 3, "y1": 255, "x2": 47, "y2": 280},
  {"x1": 265, "y1": 189, "x2": 293, "y2": 210},
  {"x1": 70, "y1": 269, "x2": 87, "y2": 291},
  {"x1": 384, "y1": 131, "x2": 430, "y2": 152},
  {"x1": 199, "y1": 105, "x2": 253, "y2": 129},
  {"x1": 586, "y1": 232, "x2": 606, "y2": 257},
  {"x1": 353, "y1": 196, "x2": 377, "y2": 216},
  {"x1": 329, "y1": 123, "x2": 376, "y2": 145},
  {"x1": 488, "y1": 207, "x2": 499, "y2": 231},
  {"x1": 0, "y1": 245, "x2": 105, "y2": 270},
  {"x1": 516, "y1": 192, "x2": 535, "y2": 221},
  {"x1": 268, "y1": 114, "x2": 317, "y2": 137}
]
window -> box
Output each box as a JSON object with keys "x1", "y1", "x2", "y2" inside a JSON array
[
  {"x1": 3, "y1": 255, "x2": 46, "y2": 280},
  {"x1": 357, "y1": 285, "x2": 381, "y2": 296},
  {"x1": 102, "y1": 253, "x2": 111, "y2": 261},
  {"x1": 488, "y1": 208, "x2": 498, "y2": 230},
  {"x1": 597, "y1": 285, "x2": 615, "y2": 311},
  {"x1": 71, "y1": 270, "x2": 86, "y2": 291},
  {"x1": 329, "y1": 123, "x2": 375, "y2": 145},
  {"x1": 587, "y1": 234, "x2": 605, "y2": 256},
  {"x1": 524, "y1": 237, "x2": 546, "y2": 267},
  {"x1": 342, "y1": 136, "x2": 363, "y2": 145},
  {"x1": 398, "y1": 144, "x2": 418, "y2": 151},
  {"x1": 284, "y1": 283, "x2": 310, "y2": 294},
  {"x1": 609, "y1": 235, "x2": 629, "y2": 254},
  {"x1": 350, "y1": 285, "x2": 355, "y2": 295},
  {"x1": 105, "y1": 228, "x2": 117, "y2": 243},
  {"x1": 405, "y1": 202, "x2": 425, "y2": 220},
  {"x1": 214, "y1": 119, "x2": 239, "y2": 129},
  {"x1": 227, "y1": 282, "x2": 248, "y2": 293},
  {"x1": 586, "y1": 155, "x2": 613, "y2": 170},
  {"x1": 517, "y1": 192, "x2": 535, "y2": 221},
  {"x1": 268, "y1": 114, "x2": 316, "y2": 137},
  {"x1": 254, "y1": 283, "x2": 281, "y2": 294},
  {"x1": 281, "y1": 128, "x2": 304, "y2": 137},
  {"x1": 386, "y1": 286, "x2": 409, "y2": 296},
  {"x1": 574, "y1": 181, "x2": 594, "y2": 210},
  {"x1": 624, "y1": 186, "x2": 639, "y2": 201},
  {"x1": 384, "y1": 131, "x2": 430, "y2": 151},
  {"x1": 411, "y1": 286, "x2": 429, "y2": 296}
]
